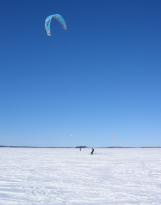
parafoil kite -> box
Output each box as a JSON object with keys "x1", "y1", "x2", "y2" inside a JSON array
[{"x1": 45, "y1": 14, "x2": 67, "y2": 37}]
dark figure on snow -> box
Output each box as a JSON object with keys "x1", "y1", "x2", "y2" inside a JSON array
[{"x1": 91, "y1": 147, "x2": 94, "y2": 155}]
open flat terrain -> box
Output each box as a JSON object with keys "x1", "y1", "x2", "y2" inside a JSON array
[{"x1": 0, "y1": 148, "x2": 161, "y2": 205}]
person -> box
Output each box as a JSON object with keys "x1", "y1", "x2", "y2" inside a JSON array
[{"x1": 91, "y1": 147, "x2": 94, "y2": 155}]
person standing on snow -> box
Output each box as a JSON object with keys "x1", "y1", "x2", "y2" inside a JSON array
[{"x1": 91, "y1": 147, "x2": 94, "y2": 155}]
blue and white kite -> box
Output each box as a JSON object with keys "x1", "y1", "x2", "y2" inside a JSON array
[{"x1": 45, "y1": 14, "x2": 67, "y2": 37}]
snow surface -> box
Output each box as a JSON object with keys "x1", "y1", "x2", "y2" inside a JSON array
[{"x1": 0, "y1": 148, "x2": 161, "y2": 205}]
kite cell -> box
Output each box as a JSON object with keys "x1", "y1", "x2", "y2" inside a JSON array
[{"x1": 45, "y1": 14, "x2": 67, "y2": 37}]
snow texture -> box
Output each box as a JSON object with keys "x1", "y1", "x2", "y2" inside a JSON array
[{"x1": 0, "y1": 148, "x2": 161, "y2": 205}]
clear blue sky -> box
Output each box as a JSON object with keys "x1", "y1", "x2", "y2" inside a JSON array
[{"x1": 0, "y1": 0, "x2": 161, "y2": 147}]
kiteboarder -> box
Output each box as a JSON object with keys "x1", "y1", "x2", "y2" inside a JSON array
[{"x1": 91, "y1": 147, "x2": 94, "y2": 155}]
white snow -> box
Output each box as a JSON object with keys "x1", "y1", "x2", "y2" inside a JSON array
[{"x1": 0, "y1": 148, "x2": 161, "y2": 205}]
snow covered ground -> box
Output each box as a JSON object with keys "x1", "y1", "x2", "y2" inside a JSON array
[{"x1": 0, "y1": 148, "x2": 161, "y2": 205}]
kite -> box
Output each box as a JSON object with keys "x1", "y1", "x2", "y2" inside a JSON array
[{"x1": 45, "y1": 14, "x2": 67, "y2": 37}]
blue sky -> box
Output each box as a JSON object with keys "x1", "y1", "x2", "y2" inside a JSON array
[{"x1": 0, "y1": 0, "x2": 161, "y2": 146}]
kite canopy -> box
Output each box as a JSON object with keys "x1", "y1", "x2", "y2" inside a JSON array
[{"x1": 45, "y1": 14, "x2": 67, "y2": 37}]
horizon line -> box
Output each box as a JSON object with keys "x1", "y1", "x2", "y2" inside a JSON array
[{"x1": 0, "y1": 145, "x2": 161, "y2": 148}]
